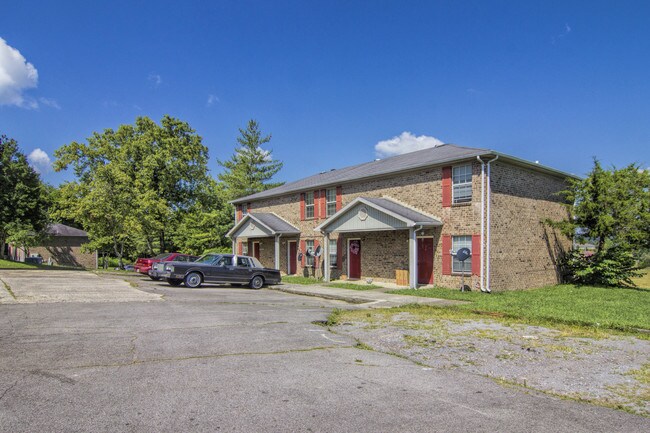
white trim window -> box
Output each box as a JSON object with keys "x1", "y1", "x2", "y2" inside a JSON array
[
  {"x1": 452, "y1": 235, "x2": 472, "y2": 273},
  {"x1": 452, "y1": 164, "x2": 472, "y2": 204},
  {"x1": 326, "y1": 188, "x2": 337, "y2": 217},
  {"x1": 305, "y1": 192, "x2": 315, "y2": 219},
  {"x1": 305, "y1": 239, "x2": 314, "y2": 267},
  {"x1": 329, "y1": 239, "x2": 337, "y2": 268}
]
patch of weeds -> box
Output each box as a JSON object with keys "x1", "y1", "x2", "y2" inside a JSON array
[
  {"x1": 354, "y1": 341, "x2": 373, "y2": 351},
  {"x1": 403, "y1": 334, "x2": 438, "y2": 348},
  {"x1": 1, "y1": 278, "x2": 16, "y2": 300},
  {"x1": 326, "y1": 282, "x2": 383, "y2": 291},
  {"x1": 355, "y1": 359, "x2": 363, "y2": 363},
  {"x1": 495, "y1": 351, "x2": 520, "y2": 361},
  {"x1": 605, "y1": 364, "x2": 650, "y2": 416},
  {"x1": 282, "y1": 276, "x2": 322, "y2": 285}
]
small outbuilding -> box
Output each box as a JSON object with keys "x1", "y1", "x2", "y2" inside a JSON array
[{"x1": 9, "y1": 224, "x2": 97, "y2": 268}]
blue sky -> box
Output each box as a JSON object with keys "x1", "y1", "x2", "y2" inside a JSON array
[{"x1": 1, "y1": 1, "x2": 649, "y2": 186}]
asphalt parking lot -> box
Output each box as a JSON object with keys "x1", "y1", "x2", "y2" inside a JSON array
[{"x1": 0, "y1": 270, "x2": 648, "y2": 432}]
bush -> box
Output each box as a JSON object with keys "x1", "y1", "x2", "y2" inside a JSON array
[{"x1": 560, "y1": 247, "x2": 642, "y2": 287}]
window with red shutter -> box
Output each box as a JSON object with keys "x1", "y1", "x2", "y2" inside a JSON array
[
  {"x1": 300, "y1": 240, "x2": 306, "y2": 267},
  {"x1": 336, "y1": 186, "x2": 342, "y2": 211},
  {"x1": 300, "y1": 193, "x2": 305, "y2": 220},
  {"x1": 442, "y1": 166, "x2": 452, "y2": 208},
  {"x1": 471, "y1": 234, "x2": 481, "y2": 276},
  {"x1": 314, "y1": 190, "x2": 320, "y2": 219},
  {"x1": 336, "y1": 237, "x2": 343, "y2": 269},
  {"x1": 236, "y1": 205, "x2": 242, "y2": 222},
  {"x1": 320, "y1": 189, "x2": 327, "y2": 218}
]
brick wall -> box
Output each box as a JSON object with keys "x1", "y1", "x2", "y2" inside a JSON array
[{"x1": 29, "y1": 236, "x2": 96, "y2": 268}]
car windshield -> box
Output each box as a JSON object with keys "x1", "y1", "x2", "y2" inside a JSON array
[
  {"x1": 194, "y1": 254, "x2": 220, "y2": 264},
  {"x1": 154, "y1": 253, "x2": 172, "y2": 260}
]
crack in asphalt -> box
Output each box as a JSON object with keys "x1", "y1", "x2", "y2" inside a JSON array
[
  {"x1": 41, "y1": 345, "x2": 355, "y2": 371},
  {"x1": 0, "y1": 380, "x2": 18, "y2": 402}
]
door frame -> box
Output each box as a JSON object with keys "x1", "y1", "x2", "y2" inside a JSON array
[
  {"x1": 252, "y1": 241, "x2": 261, "y2": 260},
  {"x1": 416, "y1": 236, "x2": 434, "y2": 285},
  {"x1": 287, "y1": 240, "x2": 297, "y2": 275},
  {"x1": 347, "y1": 238, "x2": 361, "y2": 279}
]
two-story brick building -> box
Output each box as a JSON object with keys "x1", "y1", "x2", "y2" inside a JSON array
[{"x1": 227, "y1": 144, "x2": 575, "y2": 291}]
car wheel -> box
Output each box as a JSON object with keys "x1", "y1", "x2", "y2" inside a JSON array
[
  {"x1": 167, "y1": 278, "x2": 183, "y2": 287},
  {"x1": 184, "y1": 272, "x2": 202, "y2": 288},
  {"x1": 249, "y1": 275, "x2": 264, "y2": 290},
  {"x1": 149, "y1": 275, "x2": 161, "y2": 281}
]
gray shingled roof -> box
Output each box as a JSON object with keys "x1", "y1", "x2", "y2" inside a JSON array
[
  {"x1": 233, "y1": 143, "x2": 578, "y2": 204},
  {"x1": 233, "y1": 144, "x2": 489, "y2": 203},
  {"x1": 363, "y1": 198, "x2": 441, "y2": 224},
  {"x1": 47, "y1": 224, "x2": 88, "y2": 237},
  {"x1": 252, "y1": 213, "x2": 300, "y2": 234}
]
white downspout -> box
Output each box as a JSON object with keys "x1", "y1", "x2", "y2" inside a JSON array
[
  {"x1": 274, "y1": 233, "x2": 282, "y2": 270},
  {"x1": 476, "y1": 156, "x2": 486, "y2": 292},
  {"x1": 486, "y1": 155, "x2": 499, "y2": 293}
]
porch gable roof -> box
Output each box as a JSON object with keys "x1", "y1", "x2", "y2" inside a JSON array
[
  {"x1": 314, "y1": 197, "x2": 442, "y2": 234},
  {"x1": 227, "y1": 213, "x2": 300, "y2": 239}
]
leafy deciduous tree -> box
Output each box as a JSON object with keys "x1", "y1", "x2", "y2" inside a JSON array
[
  {"x1": 0, "y1": 135, "x2": 49, "y2": 259},
  {"x1": 549, "y1": 159, "x2": 650, "y2": 286}
]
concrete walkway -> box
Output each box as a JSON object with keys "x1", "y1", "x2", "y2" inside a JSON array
[{"x1": 271, "y1": 282, "x2": 464, "y2": 308}]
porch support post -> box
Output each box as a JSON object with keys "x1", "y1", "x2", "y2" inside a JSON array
[
  {"x1": 231, "y1": 239, "x2": 236, "y2": 255},
  {"x1": 323, "y1": 232, "x2": 331, "y2": 282},
  {"x1": 409, "y1": 228, "x2": 418, "y2": 289},
  {"x1": 274, "y1": 235, "x2": 281, "y2": 270}
]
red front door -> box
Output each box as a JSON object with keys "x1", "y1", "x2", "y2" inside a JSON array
[
  {"x1": 417, "y1": 238, "x2": 434, "y2": 285},
  {"x1": 253, "y1": 242, "x2": 260, "y2": 260},
  {"x1": 348, "y1": 239, "x2": 361, "y2": 279},
  {"x1": 288, "y1": 242, "x2": 297, "y2": 275}
]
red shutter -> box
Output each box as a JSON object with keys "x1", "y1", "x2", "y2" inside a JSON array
[
  {"x1": 314, "y1": 190, "x2": 320, "y2": 219},
  {"x1": 442, "y1": 166, "x2": 452, "y2": 207},
  {"x1": 336, "y1": 237, "x2": 343, "y2": 269},
  {"x1": 300, "y1": 240, "x2": 306, "y2": 267},
  {"x1": 247, "y1": 202, "x2": 252, "y2": 212},
  {"x1": 300, "y1": 193, "x2": 305, "y2": 220},
  {"x1": 442, "y1": 235, "x2": 452, "y2": 275},
  {"x1": 237, "y1": 242, "x2": 243, "y2": 255},
  {"x1": 320, "y1": 189, "x2": 327, "y2": 217},
  {"x1": 472, "y1": 234, "x2": 481, "y2": 276},
  {"x1": 236, "y1": 205, "x2": 242, "y2": 222},
  {"x1": 336, "y1": 186, "x2": 342, "y2": 211}
]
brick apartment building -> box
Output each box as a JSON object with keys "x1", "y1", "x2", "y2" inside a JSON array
[{"x1": 227, "y1": 144, "x2": 575, "y2": 291}]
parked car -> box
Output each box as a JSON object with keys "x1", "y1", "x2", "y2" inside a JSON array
[
  {"x1": 160, "y1": 253, "x2": 281, "y2": 289},
  {"x1": 134, "y1": 253, "x2": 198, "y2": 280}
]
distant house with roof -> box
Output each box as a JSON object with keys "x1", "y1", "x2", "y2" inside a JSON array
[
  {"x1": 8, "y1": 223, "x2": 97, "y2": 268},
  {"x1": 227, "y1": 144, "x2": 576, "y2": 291}
]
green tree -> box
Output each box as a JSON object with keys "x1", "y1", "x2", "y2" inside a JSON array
[
  {"x1": 550, "y1": 159, "x2": 650, "y2": 286},
  {"x1": 0, "y1": 135, "x2": 49, "y2": 259},
  {"x1": 218, "y1": 119, "x2": 283, "y2": 199},
  {"x1": 53, "y1": 116, "x2": 211, "y2": 263},
  {"x1": 171, "y1": 179, "x2": 233, "y2": 255}
]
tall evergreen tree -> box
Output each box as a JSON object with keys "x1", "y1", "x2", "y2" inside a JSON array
[
  {"x1": 218, "y1": 120, "x2": 283, "y2": 199},
  {"x1": 0, "y1": 135, "x2": 49, "y2": 258}
]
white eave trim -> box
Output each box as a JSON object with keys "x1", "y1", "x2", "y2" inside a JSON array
[{"x1": 314, "y1": 197, "x2": 442, "y2": 233}]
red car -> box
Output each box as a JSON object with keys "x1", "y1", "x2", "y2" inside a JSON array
[{"x1": 134, "y1": 253, "x2": 198, "y2": 280}]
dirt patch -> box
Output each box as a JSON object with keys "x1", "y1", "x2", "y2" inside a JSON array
[{"x1": 334, "y1": 313, "x2": 650, "y2": 416}]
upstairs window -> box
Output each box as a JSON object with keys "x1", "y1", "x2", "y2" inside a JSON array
[
  {"x1": 452, "y1": 235, "x2": 472, "y2": 273},
  {"x1": 326, "y1": 188, "x2": 337, "y2": 217},
  {"x1": 452, "y1": 164, "x2": 472, "y2": 204},
  {"x1": 242, "y1": 203, "x2": 248, "y2": 215},
  {"x1": 305, "y1": 192, "x2": 315, "y2": 219}
]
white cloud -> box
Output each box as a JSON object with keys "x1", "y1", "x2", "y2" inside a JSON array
[
  {"x1": 0, "y1": 38, "x2": 39, "y2": 108},
  {"x1": 206, "y1": 94, "x2": 219, "y2": 107},
  {"x1": 39, "y1": 97, "x2": 60, "y2": 109},
  {"x1": 148, "y1": 73, "x2": 162, "y2": 87},
  {"x1": 27, "y1": 148, "x2": 52, "y2": 174},
  {"x1": 374, "y1": 132, "x2": 444, "y2": 158}
]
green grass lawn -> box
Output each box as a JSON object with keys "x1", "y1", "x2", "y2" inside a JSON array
[
  {"x1": 631, "y1": 267, "x2": 650, "y2": 289},
  {"x1": 388, "y1": 284, "x2": 650, "y2": 332},
  {"x1": 282, "y1": 275, "x2": 383, "y2": 291},
  {"x1": 0, "y1": 258, "x2": 40, "y2": 269},
  {"x1": 282, "y1": 275, "x2": 322, "y2": 285}
]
